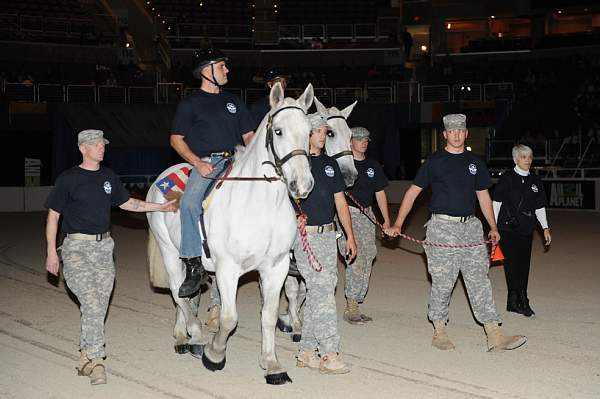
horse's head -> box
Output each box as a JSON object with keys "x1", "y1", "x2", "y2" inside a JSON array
[
  {"x1": 314, "y1": 97, "x2": 358, "y2": 187},
  {"x1": 266, "y1": 82, "x2": 315, "y2": 199}
]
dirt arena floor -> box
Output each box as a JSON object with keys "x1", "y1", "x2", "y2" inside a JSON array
[{"x1": 1, "y1": 203, "x2": 599, "y2": 399}]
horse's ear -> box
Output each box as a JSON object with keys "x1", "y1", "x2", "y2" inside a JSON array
[
  {"x1": 297, "y1": 83, "x2": 314, "y2": 112},
  {"x1": 313, "y1": 96, "x2": 327, "y2": 116},
  {"x1": 269, "y1": 81, "x2": 284, "y2": 108},
  {"x1": 341, "y1": 100, "x2": 357, "y2": 119}
]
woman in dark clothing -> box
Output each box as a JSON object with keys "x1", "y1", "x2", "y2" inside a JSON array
[{"x1": 493, "y1": 144, "x2": 552, "y2": 317}]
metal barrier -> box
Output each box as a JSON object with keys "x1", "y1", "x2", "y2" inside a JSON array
[
  {"x1": 66, "y1": 85, "x2": 96, "y2": 103},
  {"x1": 37, "y1": 84, "x2": 65, "y2": 103},
  {"x1": 484, "y1": 82, "x2": 514, "y2": 101},
  {"x1": 98, "y1": 86, "x2": 127, "y2": 104},
  {"x1": 302, "y1": 24, "x2": 325, "y2": 42},
  {"x1": 452, "y1": 84, "x2": 482, "y2": 102},
  {"x1": 327, "y1": 24, "x2": 353, "y2": 41},
  {"x1": 245, "y1": 88, "x2": 265, "y2": 105},
  {"x1": 157, "y1": 83, "x2": 183, "y2": 104},
  {"x1": 334, "y1": 87, "x2": 362, "y2": 106},
  {"x1": 314, "y1": 88, "x2": 334, "y2": 106},
  {"x1": 128, "y1": 86, "x2": 156, "y2": 104},
  {"x1": 279, "y1": 24, "x2": 301, "y2": 41},
  {"x1": 365, "y1": 87, "x2": 392, "y2": 104},
  {"x1": 421, "y1": 85, "x2": 450, "y2": 102},
  {"x1": 394, "y1": 82, "x2": 419, "y2": 103},
  {"x1": 4, "y1": 83, "x2": 35, "y2": 102},
  {"x1": 355, "y1": 24, "x2": 377, "y2": 40}
]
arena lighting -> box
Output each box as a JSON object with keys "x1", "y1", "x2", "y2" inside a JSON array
[
  {"x1": 466, "y1": 146, "x2": 472, "y2": 151},
  {"x1": 490, "y1": 15, "x2": 495, "y2": 19},
  {"x1": 421, "y1": 45, "x2": 427, "y2": 52},
  {"x1": 498, "y1": 32, "x2": 503, "y2": 38},
  {"x1": 557, "y1": 10, "x2": 563, "y2": 14},
  {"x1": 447, "y1": 23, "x2": 451, "y2": 29},
  {"x1": 125, "y1": 42, "x2": 130, "y2": 48}
]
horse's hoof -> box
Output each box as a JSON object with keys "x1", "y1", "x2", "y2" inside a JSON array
[
  {"x1": 188, "y1": 344, "x2": 204, "y2": 358},
  {"x1": 292, "y1": 334, "x2": 302, "y2": 342},
  {"x1": 277, "y1": 318, "x2": 293, "y2": 333},
  {"x1": 202, "y1": 352, "x2": 226, "y2": 371},
  {"x1": 265, "y1": 372, "x2": 293, "y2": 385},
  {"x1": 174, "y1": 344, "x2": 189, "y2": 354}
]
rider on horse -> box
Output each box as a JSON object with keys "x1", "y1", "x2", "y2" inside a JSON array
[{"x1": 170, "y1": 47, "x2": 256, "y2": 297}]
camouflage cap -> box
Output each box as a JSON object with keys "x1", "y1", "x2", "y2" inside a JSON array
[
  {"x1": 78, "y1": 129, "x2": 109, "y2": 145},
  {"x1": 442, "y1": 113, "x2": 467, "y2": 131},
  {"x1": 351, "y1": 126, "x2": 371, "y2": 140},
  {"x1": 308, "y1": 113, "x2": 330, "y2": 130}
]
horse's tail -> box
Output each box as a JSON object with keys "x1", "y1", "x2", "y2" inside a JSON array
[{"x1": 147, "y1": 229, "x2": 171, "y2": 289}]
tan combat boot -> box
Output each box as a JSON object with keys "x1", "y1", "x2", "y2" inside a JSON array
[
  {"x1": 343, "y1": 300, "x2": 364, "y2": 325},
  {"x1": 432, "y1": 321, "x2": 455, "y2": 350},
  {"x1": 484, "y1": 322, "x2": 527, "y2": 352},
  {"x1": 206, "y1": 306, "x2": 220, "y2": 333},
  {"x1": 319, "y1": 353, "x2": 350, "y2": 374},
  {"x1": 88, "y1": 359, "x2": 107, "y2": 385},
  {"x1": 76, "y1": 352, "x2": 93, "y2": 376},
  {"x1": 296, "y1": 351, "x2": 320, "y2": 370}
]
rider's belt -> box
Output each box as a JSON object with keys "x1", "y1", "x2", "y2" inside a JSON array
[
  {"x1": 67, "y1": 232, "x2": 111, "y2": 241},
  {"x1": 304, "y1": 222, "x2": 336, "y2": 234},
  {"x1": 209, "y1": 151, "x2": 232, "y2": 158},
  {"x1": 432, "y1": 213, "x2": 474, "y2": 223}
]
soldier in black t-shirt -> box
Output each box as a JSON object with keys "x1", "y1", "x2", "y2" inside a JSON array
[
  {"x1": 294, "y1": 113, "x2": 356, "y2": 374},
  {"x1": 337, "y1": 126, "x2": 391, "y2": 325},
  {"x1": 45, "y1": 129, "x2": 175, "y2": 385},
  {"x1": 249, "y1": 67, "x2": 289, "y2": 130},
  {"x1": 387, "y1": 114, "x2": 527, "y2": 353},
  {"x1": 493, "y1": 144, "x2": 551, "y2": 317},
  {"x1": 170, "y1": 48, "x2": 255, "y2": 298}
]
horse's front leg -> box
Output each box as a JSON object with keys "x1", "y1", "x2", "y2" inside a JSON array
[
  {"x1": 202, "y1": 264, "x2": 239, "y2": 371},
  {"x1": 259, "y1": 258, "x2": 293, "y2": 385},
  {"x1": 162, "y1": 250, "x2": 206, "y2": 355}
]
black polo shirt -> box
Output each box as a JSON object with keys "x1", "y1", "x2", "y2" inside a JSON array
[
  {"x1": 493, "y1": 169, "x2": 547, "y2": 235},
  {"x1": 249, "y1": 95, "x2": 270, "y2": 130},
  {"x1": 347, "y1": 157, "x2": 388, "y2": 208},
  {"x1": 414, "y1": 149, "x2": 491, "y2": 217},
  {"x1": 46, "y1": 166, "x2": 130, "y2": 234},
  {"x1": 299, "y1": 154, "x2": 345, "y2": 226},
  {"x1": 171, "y1": 90, "x2": 255, "y2": 158}
]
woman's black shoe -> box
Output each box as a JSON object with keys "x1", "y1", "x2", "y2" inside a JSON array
[
  {"x1": 506, "y1": 290, "x2": 524, "y2": 314},
  {"x1": 519, "y1": 290, "x2": 535, "y2": 317}
]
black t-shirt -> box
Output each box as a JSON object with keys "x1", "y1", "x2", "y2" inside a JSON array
[
  {"x1": 347, "y1": 157, "x2": 388, "y2": 208},
  {"x1": 414, "y1": 149, "x2": 491, "y2": 217},
  {"x1": 46, "y1": 166, "x2": 130, "y2": 234},
  {"x1": 493, "y1": 169, "x2": 547, "y2": 235},
  {"x1": 249, "y1": 95, "x2": 270, "y2": 130},
  {"x1": 299, "y1": 154, "x2": 345, "y2": 226},
  {"x1": 171, "y1": 90, "x2": 255, "y2": 157}
]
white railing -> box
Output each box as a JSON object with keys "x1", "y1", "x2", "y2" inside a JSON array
[
  {"x1": 37, "y1": 84, "x2": 64, "y2": 103},
  {"x1": 421, "y1": 85, "x2": 450, "y2": 102},
  {"x1": 335, "y1": 87, "x2": 363, "y2": 105},
  {"x1": 66, "y1": 85, "x2": 96, "y2": 103},
  {"x1": 365, "y1": 87, "x2": 392, "y2": 104}
]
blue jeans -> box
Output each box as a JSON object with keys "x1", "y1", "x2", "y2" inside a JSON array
[{"x1": 180, "y1": 156, "x2": 227, "y2": 258}]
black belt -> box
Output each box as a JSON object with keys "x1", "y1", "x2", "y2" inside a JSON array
[{"x1": 432, "y1": 213, "x2": 474, "y2": 223}]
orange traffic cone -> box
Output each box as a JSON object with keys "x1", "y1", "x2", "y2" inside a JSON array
[{"x1": 490, "y1": 244, "x2": 504, "y2": 263}]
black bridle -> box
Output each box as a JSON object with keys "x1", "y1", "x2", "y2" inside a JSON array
[
  {"x1": 325, "y1": 115, "x2": 353, "y2": 160},
  {"x1": 263, "y1": 105, "x2": 310, "y2": 178}
]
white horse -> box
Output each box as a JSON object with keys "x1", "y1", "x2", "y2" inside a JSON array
[
  {"x1": 146, "y1": 83, "x2": 315, "y2": 384},
  {"x1": 277, "y1": 97, "x2": 359, "y2": 340}
]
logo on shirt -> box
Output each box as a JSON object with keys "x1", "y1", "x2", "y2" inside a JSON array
[
  {"x1": 103, "y1": 181, "x2": 112, "y2": 194},
  {"x1": 531, "y1": 183, "x2": 538, "y2": 193},
  {"x1": 325, "y1": 165, "x2": 335, "y2": 177},
  {"x1": 468, "y1": 163, "x2": 477, "y2": 175},
  {"x1": 226, "y1": 102, "x2": 237, "y2": 114},
  {"x1": 367, "y1": 167, "x2": 375, "y2": 178}
]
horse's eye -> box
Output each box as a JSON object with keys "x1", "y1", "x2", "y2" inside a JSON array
[
  {"x1": 274, "y1": 129, "x2": 283, "y2": 136},
  {"x1": 327, "y1": 130, "x2": 334, "y2": 138}
]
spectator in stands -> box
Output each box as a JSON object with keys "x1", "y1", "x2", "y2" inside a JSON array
[
  {"x1": 401, "y1": 27, "x2": 413, "y2": 61},
  {"x1": 493, "y1": 144, "x2": 551, "y2": 317},
  {"x1": 249, "y1": 67, "x2": 289, "y2": 129},
  {"x1": 45, "y1": 129, "x2": 176, "y2": 385},
  {"x1": 311, "y1": 36, "x2": 324, "y2": 49},
  {"x1": 170, "y1": 48, "x2": 255, "y2": 298}
]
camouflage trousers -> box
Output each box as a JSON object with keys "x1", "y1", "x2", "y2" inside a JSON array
[
  {"x1": 293, "y1": 229, "x2": 340, "y2": 354},
  {"x1": 337, "y1": 206, "x2": 377, "y2": 303},
  {"x1": 61, "y1": 237, "x2": 115, "y2": 359},
  {"x1": 424, "y1": 215, "x2": 501, "y2": 325}
]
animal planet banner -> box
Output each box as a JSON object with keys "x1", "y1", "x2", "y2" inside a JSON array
[{"x1": 542, "y1": 180, "x2": 596, "y2": 210}]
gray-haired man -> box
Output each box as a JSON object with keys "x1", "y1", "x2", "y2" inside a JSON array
[{"x1": 386, "y1": 114, "x2": 526, "y2": 352}]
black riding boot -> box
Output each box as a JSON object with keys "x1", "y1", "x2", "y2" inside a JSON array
[
  {"x1": 519, "y1": 290, "x2": 535, "y2": 317},
  {"x1": 178, "y1": 257, "x2": 208, "y2": 298},
  {"x1": 506, "y1": 290, "x2": 523, "y2": 314}
]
